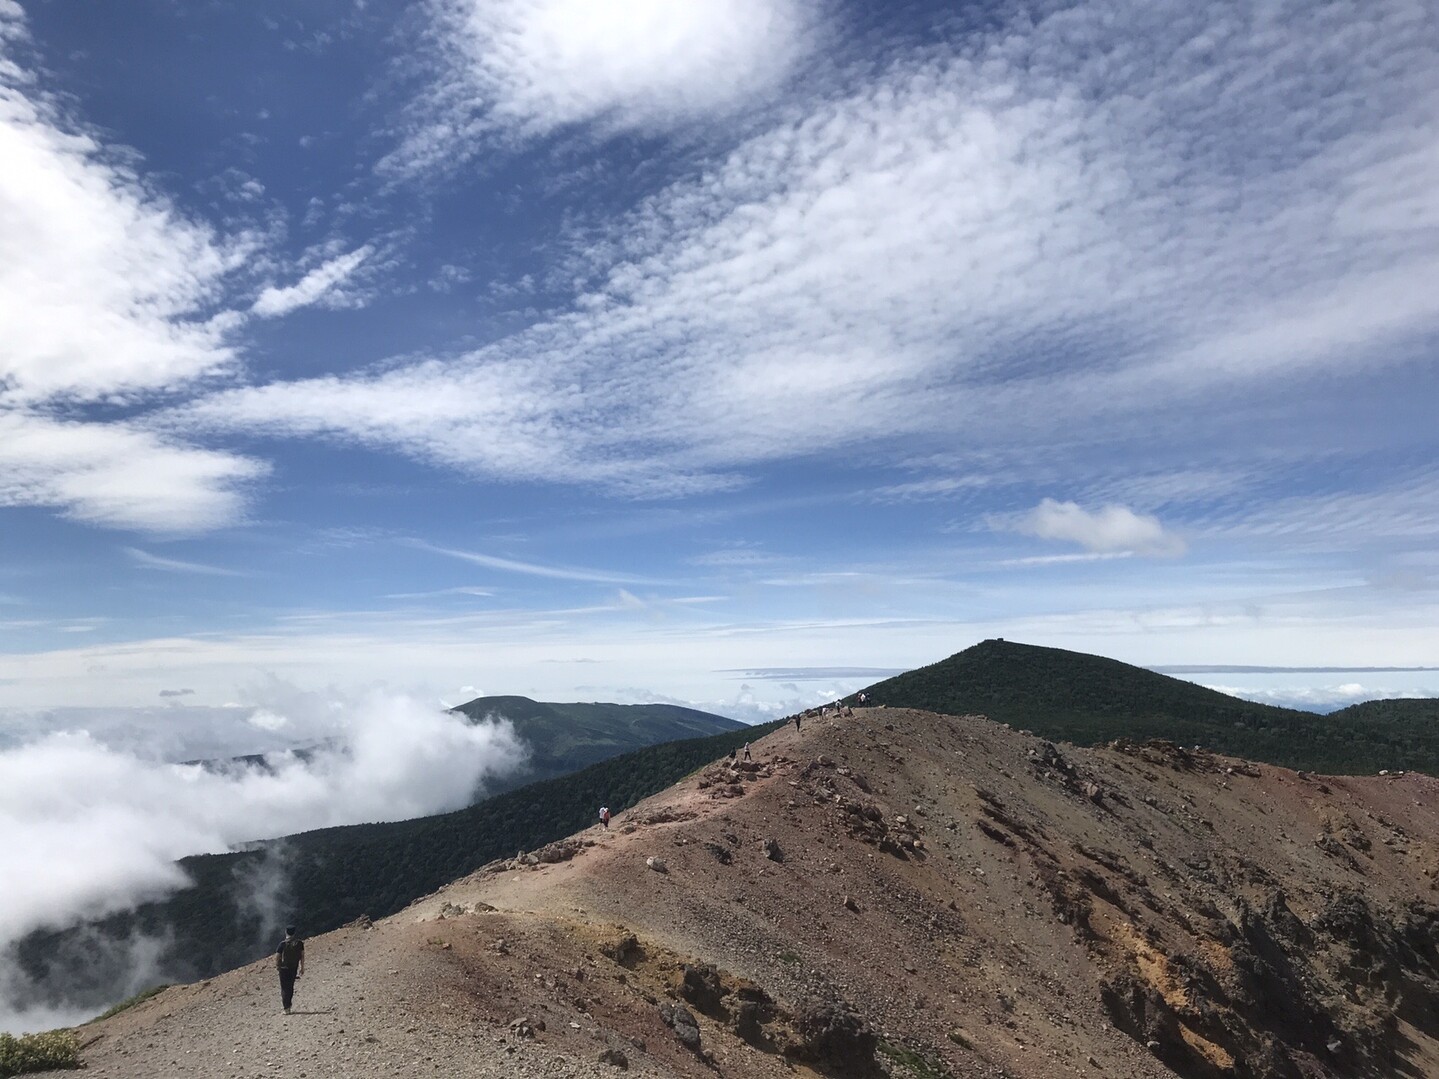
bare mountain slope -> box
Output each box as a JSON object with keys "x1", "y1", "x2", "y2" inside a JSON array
[{"x1": 46, "y1": 708, "x2": 1439, "y2": 1079}]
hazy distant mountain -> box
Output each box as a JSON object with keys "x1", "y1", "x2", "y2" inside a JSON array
[
  {"x1": 855, "y1": 638, "x2": 1439, "y2": 775},
  {"x1": 184, "y1": 698, "x2": 742, "y2": 791},
  {"x1": 451, "y1": 696, "x2": 745, "y2": 792}
]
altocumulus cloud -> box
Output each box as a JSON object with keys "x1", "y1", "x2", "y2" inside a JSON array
[
  {"x1": 179, "y1": 0, "x2": 1439, "y2": 504},
  {"x1": 0, "y1": 693, "x2": 526, "y2": 1029}
]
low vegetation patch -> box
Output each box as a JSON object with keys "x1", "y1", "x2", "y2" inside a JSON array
[
  {"x1": 93, "y1": 983, "x2": 169, "y2": 1022},
  {"x1": 0, "y1": 1030, "x2": 80, "y2": 1076},
  {"x1": 878, "y1": 1039, "x2": 951, "y2": 1079}
]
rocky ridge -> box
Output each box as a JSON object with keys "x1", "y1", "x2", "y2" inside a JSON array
[{"x1": 39, "y1": 708, "x2": 1439, "y2": 1078}]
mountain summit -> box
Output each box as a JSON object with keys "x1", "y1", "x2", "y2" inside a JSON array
[
  {"x1": 856, "y1": 640, "x2": 1439, "y2": 775},
  {"x1": 53, "y1": 703, "x2": 1439, "y2": 1078}
]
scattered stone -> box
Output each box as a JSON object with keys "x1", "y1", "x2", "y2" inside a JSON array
[
  {"x1": 659, "y1": 1003, "x2": 701, "y2": 1050},
  {"x1": 646, "y1": 856, "x2": 668, "y2": 873},
  {"x1": 843, "y1": 895, "x2": 860, "y2": 912},
  {"x1": 535, "y1": 838, "x2": 584, "y2": 864},
  {"x1": 762, "y1": 837, "x2": 784, "y2": 862},
  {"x1": 597, "y1": 1047, "x2": 629, "y2": 1069}
]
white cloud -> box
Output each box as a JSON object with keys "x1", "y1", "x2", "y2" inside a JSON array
[
  {"x1": 388, "y1": 0, "x2": 815, "y2": 172},
  {"x1": 180, "y1": 0, "x2": 1439, "y2": 509},
  {"x1": 251, "y1": 245, "x2": 373, "y2": 318},
  {"x1": 0, "y1": 411, "x2": 265, "y2": 533},
  {"x1": 0, "y1": 26, "x2": 292, "y2": 534},
  {"x1": 0, "y1": 693, "x2": 527, "y2": 1030},
  {"x1": 0, "y1": 64, "x2": 247, "y2": 405},
  {"x1": 996, "y1": 499, "x2": 1186, "y2": 557}
]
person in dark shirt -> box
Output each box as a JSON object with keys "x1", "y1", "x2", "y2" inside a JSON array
[{"x1": 276, "y1": 926, "x2": 305, "y2": 1014}]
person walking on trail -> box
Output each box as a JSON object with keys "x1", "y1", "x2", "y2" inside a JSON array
[
  {"x1": 794, "y1": 713, "x2": 802, "y2": 733},
  {"x1": 742, "y1": 742, "x2": 752, "y2": 761},
  {"x1": 599, "y1": 805, "x2": 611, "y2": 830},
  {"x1": 276, "y1": 926, "x2": 304, "y2": 1014}
]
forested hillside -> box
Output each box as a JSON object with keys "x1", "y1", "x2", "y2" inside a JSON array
[
  {"x1": 452, "y1": 696, "x2": 743, "y2": 792},
  {"x1": 855, "y1": 639, "x2": 1439, "y2": 774}
]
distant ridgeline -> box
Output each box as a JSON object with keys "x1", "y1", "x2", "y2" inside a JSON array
[
  {"x1": 450, "y1": 696, "x2": 745, "y2": 794},
  {"x1": 852, "y1": 639, "x2": 1439, "y2": 776},
  {"x1": 15, "y1": 715, "x2": 769, "y2": 1020}
]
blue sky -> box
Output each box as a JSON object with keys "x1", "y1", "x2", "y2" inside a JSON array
[{"x1": 2, "y1": 0, "x2": 1438, "y2": 731}]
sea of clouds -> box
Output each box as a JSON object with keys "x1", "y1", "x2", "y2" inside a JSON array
[{"x1": 0, "y1": 690, "x2": 528, "y2": 1033}]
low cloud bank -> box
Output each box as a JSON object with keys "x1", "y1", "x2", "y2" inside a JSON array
[
  {"x1": 0, "y1": 693, "x2": 526, "y2": 1033},
  {"x1": 1205, "y1": 682, "x2": 1435, "y2": 713}
]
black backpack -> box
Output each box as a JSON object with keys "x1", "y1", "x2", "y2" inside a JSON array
[{"x1": 277, "y1": 937, "x2": 304, "y2": 970}]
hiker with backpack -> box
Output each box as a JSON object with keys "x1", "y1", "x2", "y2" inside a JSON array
[
  {"x1": 276, "y1": 926, "x2": 305, "y2": 1014},
  {"x1": 599, "y1": 805, "x2": 611, "y2": 830}
]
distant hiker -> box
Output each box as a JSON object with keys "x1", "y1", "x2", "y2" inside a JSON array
[
  {"x1": 742, "y1": 742, "x2": 752, "y2": 761},
  {"x1": 276, "y1": 926, "x2": 305, "y2": 1014},
  {"x1": 599, "y1": 805, "x2": 611, "y2": 830},
  {"x1": 857, "y1": 691, "x2": 868, "y2": 705},
  {"x1": 729, "y1": 747, "x2": 737, "y2": 761},
  {"x1": 795, "y1": 714, "x2": 802, "y2": 733}
]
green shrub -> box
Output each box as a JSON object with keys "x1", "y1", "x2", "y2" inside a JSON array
[{"x1": 0, "y1": 1030, "x2": 80, "y2": 1076}]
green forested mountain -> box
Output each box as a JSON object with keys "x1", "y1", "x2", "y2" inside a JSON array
[
  {"x1": 454, "y1": 696, "x2": 743, "y2": 791},
  {"x1": 18, "y1": 720, "x2": 778, "y2": 1015},
  {"x1": 1327, "y1": 697, "x2": 1439, "y2": 725},
  {"x1": 853, "y1": 639, "x2": 1439, "y2": 775}
]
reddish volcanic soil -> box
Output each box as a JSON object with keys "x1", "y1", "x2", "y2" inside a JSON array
[{"x1": 40, "y1": 707, "x2": 1439, "y2": 1078}]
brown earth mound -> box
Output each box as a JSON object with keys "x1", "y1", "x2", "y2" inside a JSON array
[{"x1": 38, "y1": 708, "x2": 1439, "y2": 1078}]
